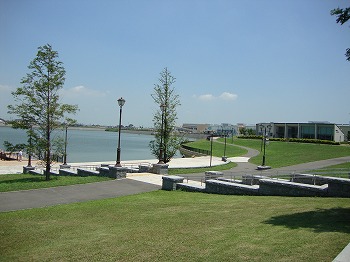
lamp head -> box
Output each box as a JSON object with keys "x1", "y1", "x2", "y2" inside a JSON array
[{"x1": 117, "y1": 97, "x2": 125, "y2": 107}]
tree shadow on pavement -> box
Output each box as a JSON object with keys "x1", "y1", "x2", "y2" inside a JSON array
[{"x1": 264, "y1": 207, "x2": 350, "y2": 233}]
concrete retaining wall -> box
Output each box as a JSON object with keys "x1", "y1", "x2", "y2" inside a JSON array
[
  {"x1": 77, "y1": 168, "x2": 99, "y2": 177},
  {"x1": 327, "y1": 177, "x2": 350, "y2": 197},
  {"x1": 290, "y1": 174, "x2": 330, "y2": 185},
  {"x1": 242, "y1": 175, "x2": 269, "y2": 185},
  {"x1": 162, "y1": 176, "x2": 184, "y2": 191},
  {"x1": 205, "y1": 171, "x2": 223, "y2": 181},
  {"x1": 206, "y1": 180, "x2": 259, "y2": 195},
  {"x1": 59, "y1": 169, "x2": 78, "y2": 176},
  {"x1": 153, "y1": 164, "x2": 169, "y2": 175},
  {"x1": 177, "y1": 183, "x2": 205, "y2": 192},
  {"x1": 259, "y1": 179, "x2": 328, "y2": 197},
  {"x1": 162, "y1": 174, "x2": 350, "y2": 198}
]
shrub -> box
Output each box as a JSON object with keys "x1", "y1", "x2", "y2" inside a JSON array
[
  {"x1": 237, "y1": 135, "x2": 262, "y2": 139},
  {"x1": 237, "y1": 136, "x2": 340, "y2": 145}
]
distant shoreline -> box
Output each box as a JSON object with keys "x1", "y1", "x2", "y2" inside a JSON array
[{"x1": 0, "y1": 124, "x2": 206, "y2": 139}]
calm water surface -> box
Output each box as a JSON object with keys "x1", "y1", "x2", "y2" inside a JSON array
[{"x1": 0, "y1": 126, "x2": 159, "y2": 163}]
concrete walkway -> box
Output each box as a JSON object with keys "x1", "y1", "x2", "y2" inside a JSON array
[
  {"x1": 0, "y1": 150, "x2": 349, "y2": 212},
  {"x1": 0, "y1": 156, "x2": 226, "y2": 175},
  {"x1": 0, "y1": 178, "x2": 161, "y2": 212}
]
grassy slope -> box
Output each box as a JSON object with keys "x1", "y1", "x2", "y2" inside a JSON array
[
  {"x1": 185, "y1": 139, "x2": 248, "y2": 157},
  {"x1": 168, "y1": 162, "x2": 236, "y2": 175},
  {"x1": 1, "y1": 191, "x2": 349, "y2": 261},
  {"x1": 0, "y1": 174, "x2": 112, "y2": 192},
  {"x1": 227, "y1": 138, "x2": 350, "y2": 168}
]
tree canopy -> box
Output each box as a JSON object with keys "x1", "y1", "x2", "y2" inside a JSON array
[
  {"x1": 150, "y1": 68, "x2": 182, "y2": 163},
  {"x1": 331, "y1": 7, "x2": 350, "y2": 61},
  {"x1": 8, "y1": 44, "x2": 78, "y2": 180}
]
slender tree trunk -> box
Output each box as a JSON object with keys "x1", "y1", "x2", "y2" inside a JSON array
[
  {"x1": 45, "y1": 72, "x2": 51, "y2": 181},
  {"x1": 163, "y1": 112, "x2": 167, "y2": 162}
]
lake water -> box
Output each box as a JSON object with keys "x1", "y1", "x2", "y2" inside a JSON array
[{"x1": 0, "y1": 126, "x2": 161, "y2": 163}]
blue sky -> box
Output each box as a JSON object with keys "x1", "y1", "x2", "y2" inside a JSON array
[{"x1": 1, "y1": 0, "x2": 349, "y2": 127}]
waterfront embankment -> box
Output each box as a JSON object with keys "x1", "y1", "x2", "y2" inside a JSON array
[{"x1": 0, "y1": 155, "x2": 227, "y2": 175}]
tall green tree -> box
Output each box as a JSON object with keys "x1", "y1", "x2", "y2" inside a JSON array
[
  {"x1": 150, "y1": 68, "x2": 182, "y2": 163},
  {"x1": 331, "y1": 7, "x2": 350, "y2": 61},
  {"x1": 8, "y1": 44, "x2": 78, "y2": 180}
]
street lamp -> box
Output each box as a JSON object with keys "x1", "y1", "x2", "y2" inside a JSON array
[
  {"x1": 27, "y1": 125, "x2": 33, "y2": 167},
  {"x1": 115, "y1": 97, "x2": 125, "y2": 167},
  {"x1": 63, "y1": 123, "x2": 68, "y2": 165},
  {"x1": 259, "y1": 124, "x2": 272, "y2": 167},
  {"x1": 210, "y1": 135, "x2": 213, "y2": 167},
  {"x1": 158, "y1": 104, "x2": 166, "y2": 164},
  {"x1": 223, "y1": 131, "x2": 227, "y2": 160}
]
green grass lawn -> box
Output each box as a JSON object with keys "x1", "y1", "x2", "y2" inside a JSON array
[
  {"x1": 185, "y1": 139, "x2": 248, "y2": 157},
  {"x1": 169, "y1": 161, "x2": 236, "y2": 175},
  {"x1": 317, "y1": 162, "x2": 350, "y2": 169},
  {"x1": 0, "y1": 174, "x2": 112, "y2": 192},
  {"x1": 309, "y1": 162, "x2": 350, "y2": 178},
  {"x1": 225, "y1": 138, "x2": 350, "y2": 168},
  {"x1": 1, "y1": 190, "x2": 349, "y2": 261}
]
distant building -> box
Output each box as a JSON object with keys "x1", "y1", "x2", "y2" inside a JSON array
[
  {"x1": 182, "y1": 123, "x2": 238, "y2": 135},
  {"x1": 256, "y1": 122, "x2": 347, "y2": 142},
  {"x1": 338, "y1": 124, "x2": 350, "y2": 141},
  {"x1": 206, "y1": 123, "x2": 238, "y2": 136},
  {"x1": 182, "y1": 124, "x2": 210, "y2": 133}
]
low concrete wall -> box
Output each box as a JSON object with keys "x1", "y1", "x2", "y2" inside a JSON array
[
  {"x1": 98, "y1": 167, "x2": 110, "y2": 177},
  {"x1": 242, "y1": 175, "x2": 269, "y2": 185},
  {"x1": 59, "y1": 169, "x2": 77, "y2": 176},
  {"x1": 139, "y1": 165, "x2": 151, "y2": 173},
  {"x1": 177, "y1": 183, "x2": 205, "y2": 192},
  {"x1": 259, "y1": 179, "x2": 328, "y2": 197},
  {"x1": 29, "y1": 170, "x2": 43, "y2": 176},
  {"x1": 327, "y1": 177, "x2": 350, "y2": 197},
  {"x1": 290, "y1": 174, "x2": 350, "y2": 197},
  {"x1": 290, "y1": 174, "x2": 329, "y2": 185},
  {"x1": 77, "y1": 168, "x2": 99, "y2": 177},
  {"x1": 23, "y1": 166, "x2": 35, "y2": 174},
  {"x1": 162, "y1": 173, "x2": 350, "y2": 197},
  {"x1": 205, "y1": 171, "x2": 223, "y2": 181},
  {"x1": 153, "y1": 164, "x2": 169, "y2": 175},
  {"x1": 205, "y1": 180, "x2": 259, "y2": 195},
  {"x1": 162, "y1": 176, "x2": 184, "y2": 191},
  {"x1": 108, "y1": 166, "x2": 128, "y2": 179}
]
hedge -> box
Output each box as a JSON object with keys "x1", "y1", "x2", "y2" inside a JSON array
[{"x1": 237, "y1": 136, "x2": 340, "y2": 145}]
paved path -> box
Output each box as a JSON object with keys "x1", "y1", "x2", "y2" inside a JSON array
[
  {"x1": 0, "y1": 156, "x2": 226, "y2": 175},
  {"x1": 0, "y1": 178, "x2": 161, "y2": 212},
  {"x1": 0, "y1": 143, "x2": 349, "y2": 212}
]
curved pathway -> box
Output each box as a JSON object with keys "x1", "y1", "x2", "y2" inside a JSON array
[
  {"x1": 213, "y1": 140, "x2": 260, "y2": 175},
  {"x1": 210, "y1": 140, "x2": 350, "y2": 176}
]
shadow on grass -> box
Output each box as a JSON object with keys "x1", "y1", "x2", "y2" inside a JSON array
[{"x1": 264, "y1": 208, "x2": 350, "y2": 233}]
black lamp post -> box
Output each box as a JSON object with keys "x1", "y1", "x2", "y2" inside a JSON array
[
  {"x1": 63, "y1": 123, "x2": 68, "y2": 165},
  {"x1": 231, "y1": 128, "x2": 234, "y2": 143},
  {"x1": 260, "y1": 124, "x2": 272, "y2": 166},
  {"x1": 115, "y1": 97, "x2": 125, "y2": 167},
  {"x1": 210, "y1": 135, "x2": 213, "y2": 167},
  {"x1": 224, "y1": 132, "x2": 227, "y2": 156},
  {"x1": 27, "y1": 125, "x2": 33, "y2": 167},
  {"x1": 158, "y1": 104, "x2": 166, "y2": 164}
]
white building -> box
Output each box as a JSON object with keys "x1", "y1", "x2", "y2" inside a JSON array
[{"x1": 256, "y1": 122, "x2": 346, "y2": 142}]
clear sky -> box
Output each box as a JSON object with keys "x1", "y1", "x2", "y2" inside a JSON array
[{"x1": 1, "y1": 0, "x2": 349, "y2": 127}]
